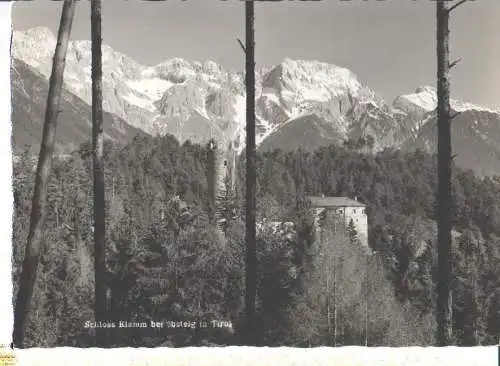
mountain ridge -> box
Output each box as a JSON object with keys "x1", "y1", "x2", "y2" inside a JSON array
[
  {"x1": 11, "y1": 57, "x2": 143, "y2": 155},
  {"x1": 11, "y1": 26, "x2": 500, "y2": 176}
]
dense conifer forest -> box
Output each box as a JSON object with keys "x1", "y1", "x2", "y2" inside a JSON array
[{"x1": 12, "y1": 133, "x2": 500, "y2": 347}]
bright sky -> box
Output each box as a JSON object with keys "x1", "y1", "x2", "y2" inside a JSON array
[{"x1": 12, "y1": 0, "x2": 500, "y2": 109}]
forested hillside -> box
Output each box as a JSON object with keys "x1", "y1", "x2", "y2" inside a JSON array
[{"x1": 12, "y1": 134, "x2": 500, "y2": 347}]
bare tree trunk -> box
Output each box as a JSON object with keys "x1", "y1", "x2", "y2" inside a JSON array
[
  {"x1": 12, "y1": 0, "x2": 77, "y2": 347},
  {"x1": 326, "y1": 258, "x2": 331, "y2": 345},
  {"x1": 244, "y1": 0, "x2": 257, "y2": 346},
  {"x1": 91, "y1": 0, "x2": 107, "y2": 346},
  {"x1": 435, "y1": 0, "x2": 469, "y2": 346},
  {"x1": 332, "y1": 219, "x2": 338, "y2": 346},
  {"x1": 333, "y1": 256, "x2": 337, "y2": 346},
  {"x1": 364, "y1": 254, "x2": 368, "y2": 347},
  {"x1": 436, "y1": 0, "x2": 453, "y2": 346},
  {"x1": 323, "y1": 227, "x2": 332, "y2": 346}
]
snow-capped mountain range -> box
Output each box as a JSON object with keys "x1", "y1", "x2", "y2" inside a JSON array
[{"x1": 11, "y1": 27, "x2": 500, "y2": 176}]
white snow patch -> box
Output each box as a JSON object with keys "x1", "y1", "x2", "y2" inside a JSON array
[
  {"x1": 400, "y1": 91, "x2": 437, "y2": 112},
  {"x1": 82, "y1": 66, "x2": 91, "y2": 76},
  {"x1": 261, "y1": 90, "x2": 281, "y2": 106},
  {"x1": 233, "y1": 95, "x2": 246, "y2": 127},
  {"x1": 231, "y1": 95, "x2": 248, "y2": 153},
  {"x1": 263, "y1": 58, "x2": 373, "y2": 118},
  {"x1": 359, "y1": 100, "x2": 382, "y2": 109},
  {"x1": 452, "y1": 100, "x2": 499, "y2": 114},
  {"x1": 301, "y1": 87, "x2": 331, "y2": 103},
  {"x1": 122, "y1": 92, "x2": 155, "y2": 111},
  {"x1": 127, "y1": 78, "x2": 173, "y2": 101},
  {"x1": 398, "y1": 86, "x2": 499, "y2": 114},
  {"x1": 63, "y1": 74, "x2": 87, "y2": 91},
  {"x1": 194, "y1": 106, "x2": 210, "y2": 120}
]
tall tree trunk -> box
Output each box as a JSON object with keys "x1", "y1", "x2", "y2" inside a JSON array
[
  {"x1": 12, "y1": 0, "x2": 77, "y2": 347},
  {"x1": 244, "y1": 0, "x2": 257, "y2": 346},
  {"x1": 323, "y1": 226, "x2": 332, "y2": 346},
  {"x1": 333, "y1": 258, "x2": 337, "y2": 346},
  {"x1": 91, "y1": 0, "x2": 107, "y2": 346},
  {"x1": 436, "y1": 0, "x2": 453, "y2": 346},
  {"x1": 364, "y1": 254, "x2": 368, "y2": 347}
]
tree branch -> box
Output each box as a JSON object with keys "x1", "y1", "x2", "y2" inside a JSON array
[
  {"x1": 451, "y1": 153, "x2": 458, "y2": 161},
  {"x1": 10, "y1": 25, "x2": 13, "y2": 56},
  {"x1": 447, "y1": 0, "x2": 469, "y2": 14},
  {"x1": 237, "y1": 38, "x2": 246, "y2": 54},
  {"x1": 450, "y1": 111, "x2": 462, "y2": 121},
  {"x1": 449, "y1": 57, "x2": 462, "y2": 69},
  {"x1": 62, "y1": 223, "x2": 73, "y2": 231}
]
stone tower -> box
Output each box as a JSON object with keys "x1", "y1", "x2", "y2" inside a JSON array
[{"x1": 206, "y1": 138, "x2": 237, "y2": 226}]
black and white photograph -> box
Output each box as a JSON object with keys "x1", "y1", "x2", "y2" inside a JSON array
[{"x1": 8, "y1": 0, "x2": 500, "y2": 354}]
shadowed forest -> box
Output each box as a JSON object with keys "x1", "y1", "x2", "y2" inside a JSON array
[{"x1": 12, "y1": 134, "x2": 500, "y2": 347}]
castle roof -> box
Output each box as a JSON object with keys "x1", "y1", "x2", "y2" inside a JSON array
[{"x1": 308, "y1": 196, "x2": 366, "y2": 208}]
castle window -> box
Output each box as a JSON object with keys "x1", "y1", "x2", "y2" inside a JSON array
[{"x1": 224, "y1": 160, "x2": 227, "y2": 166}]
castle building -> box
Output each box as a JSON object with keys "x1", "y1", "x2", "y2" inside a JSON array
[{"x1": 308, "y1": 196, "x2": 368, "y2": 247}]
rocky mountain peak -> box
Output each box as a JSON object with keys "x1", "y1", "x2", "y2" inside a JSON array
[{"x1": 11, "y1": 27, "x2": 500, "y2": 175}]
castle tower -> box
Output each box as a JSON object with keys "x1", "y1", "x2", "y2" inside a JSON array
[
  {"x1": 206, "y1": 138, "x2": 231, "y2": 221},
  {"x1": 225, "y1": 141, "x2": 237, "y2": 192},
  {"x1": 206, "y1": 138, "x2": 238, "y2": 228}
]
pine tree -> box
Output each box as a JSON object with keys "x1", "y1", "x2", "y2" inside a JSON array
[
  {"x1": 216, "y1": 174, "x2": 238, "y2": 233},
  {"x1": 347, "y1": 218, "x2": 359, "y2": 245}
]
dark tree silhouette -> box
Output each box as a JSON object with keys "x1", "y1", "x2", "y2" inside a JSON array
[
  {"x1": 435, "y1": 0, "x2": 468, "y2": 346},
  {"x1": 244, "y1": 0, "x2": 257, "y2": 346},
  {"x1": 12, "y1": 0, "x2": 77, "y2": 347},
  {"x1": 91, "y1": 0, "x2": 107, "y2": 346}
]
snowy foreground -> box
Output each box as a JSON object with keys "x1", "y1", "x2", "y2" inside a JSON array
[{"x1": 13, "y1": 346, "x2": 498, "y2": 366}]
